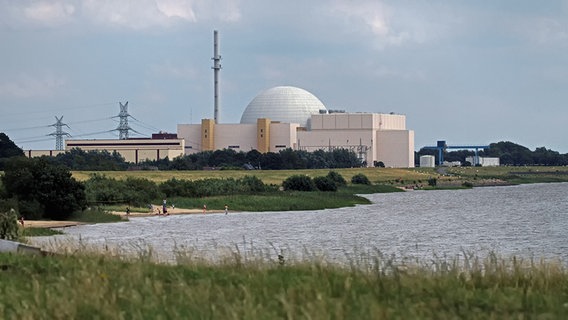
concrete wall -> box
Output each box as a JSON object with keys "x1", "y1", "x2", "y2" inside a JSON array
[
  {"x1": 297, "y1": 129, "x2": 375, "y2": 164},
  {"x1": 177, "y1": 124, "x2": 202, "y2": 154},
  {"x1": 270, "y1": 122, "x2": 299, "y2": 151},
  {"x1": 214, "y1": 124, "x2": 257, "y2": 152},
  {"x1": 376, "y1": 130, "x2": 415, "y2": 168}
]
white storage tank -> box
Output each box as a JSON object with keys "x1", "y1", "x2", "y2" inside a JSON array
[{"x1": 420, "y1": 155, "x2": 436, "y2": 168}]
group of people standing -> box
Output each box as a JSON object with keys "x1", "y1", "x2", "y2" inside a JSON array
[{"x1": 127, "y1": 201, "x2": 229, "y2": 215}]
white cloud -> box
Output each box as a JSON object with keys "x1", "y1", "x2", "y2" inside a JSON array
[
  {"x1": 327, "y1": 1, "x2": 462, "y2": 49},
  {"x1": 0, "y1": 73, "x2": 66, "y2": 98},
  {"x1": 0, "y1": 0, "x2": 241, "y2": 30},
  {"x1": 23, "y1": 1, "x2": 76, "y2": 26},
  {"x1": 329, "y1": 0, "x2": 413, "y2": 48},
  {"x1": 156, "y1": 0, "x2": 196, "y2": 21}
]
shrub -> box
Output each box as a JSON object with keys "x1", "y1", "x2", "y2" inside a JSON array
[
  {"x1": 282, "y1": 175, "x2": 316, "y2": 191},
  {"x1": 85, "y1": 174, "x2": 163, "y2": 207},
  {"x1": 326, "y1": 171, "x2": 347, "y2": 187},
  {"x1": 0, "y1": 209, "x2": 19, "y2": 240},
  {"x1": 123, "y1": 177, "x2": 163, "y2": 206},
  {"x1": 351, "y1": 173, "x2": 371, "y2": 185},
  {"x1": 238, "y1": 175, "x2": 267, "y2": 193},
  {"x1": 159, "y1": 178, "x2": 195, "y2": 198},
  {"x1": 313, "y1": 176, "x2": 338, "y2": 192},
  {"x1": 462, "y1": 181, "x2": 474, "y2": 188},
  {"x1": 427, "y1": 177, "x2": 437, "y2": 187}
]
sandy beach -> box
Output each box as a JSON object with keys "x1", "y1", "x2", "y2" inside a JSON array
[
  {"x1": 23, "y1": 206, "x2": 226, "y2": 229},
  {"x1": 23, "y1": 220, "x2": 85, "y2": 228},
  {"x1": 111, "y1": 207, "x2": 225, "y2": 217}
]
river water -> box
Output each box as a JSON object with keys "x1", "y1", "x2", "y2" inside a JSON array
[{"x1": 32, "y1": 182, "x2": 568, "y2": 265}]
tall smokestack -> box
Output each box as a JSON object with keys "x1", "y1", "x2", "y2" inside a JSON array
[{"x1": 212, "y1": 30, "x2": 221, "y2": 124}]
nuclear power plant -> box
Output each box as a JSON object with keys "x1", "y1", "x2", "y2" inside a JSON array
[{"x1": 26, "y1": 30, "x2": 415, "y2": 168}]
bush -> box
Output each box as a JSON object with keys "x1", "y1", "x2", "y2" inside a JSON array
[
  {"x1": 282, "y1": 175, "x2": 317, "y2": 191},
  {"x1": 462, "y1": 181, "x2": 474, "y2": 188},
  {"x1": 85, "y1": 174, "x2": 163, "y2": 207},
  {"x1": 313, "y1": 176, "x2": 338, "y2": 192},
  {"x1": 0, "y1": 209, "x2": 19, "y2": 240},
  {"x1": 326, "y1": 171, "x2": 347, "y2": 187},
  {"x1": 123, "y1": 177, "x2": 163, "y2": 206},
  {"x1": 351, "y1": 173, "x2": 371, "y2": 185},
  {"x1": 238, "y1": 175, "x2": 267, "y2": 193},
  {"x1": 427, "y1": 177, "x2": 437, "y2": 187}
]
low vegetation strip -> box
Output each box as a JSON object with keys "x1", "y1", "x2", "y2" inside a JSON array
[{"x1": 0, "y1": 252, "x2": 567, "y2": 319}]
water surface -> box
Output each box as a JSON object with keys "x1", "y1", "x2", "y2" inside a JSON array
[{"x1": 33, "y1": 183, "x2": 568, "y2": 264}]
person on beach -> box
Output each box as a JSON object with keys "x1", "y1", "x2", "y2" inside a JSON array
[
  {"x1": 126, "y1": 206, "x2": 130, "y2": 216},
  {"x1": 224, "y1": 204, "x2": 229, "y2": 215},
  {"x1": 19, "y1": 216, "x2": 24, "y2": 227},
  {"x1": 162, "y1": 199, "x2": 168, "y2": 215},
  {"x1": 202, "y1": 204, "x2": 207, "y2": 213}
]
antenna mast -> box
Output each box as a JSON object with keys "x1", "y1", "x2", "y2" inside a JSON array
[
  {"x1": 212, "y1": 30, "x2": 222, "y2": 124},
  {"x1": 49, "y1": 116, "x2": 70, "y2": 150}
]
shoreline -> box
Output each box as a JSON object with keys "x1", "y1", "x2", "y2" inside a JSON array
[
  {"x1": 111, "y1": 208, "x2": 227, "y2": 218},
  {"x1": 24, "y1": 180, "x2": 565, "y2": 229}
]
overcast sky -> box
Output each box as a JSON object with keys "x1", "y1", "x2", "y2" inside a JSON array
[{"x1": 1, "y1": 0, "x2": 567, "y2": 153}]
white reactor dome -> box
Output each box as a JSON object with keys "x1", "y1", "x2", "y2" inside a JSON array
[{"x1": 240, "y1": 86, "x2": 327, "y2": 127}]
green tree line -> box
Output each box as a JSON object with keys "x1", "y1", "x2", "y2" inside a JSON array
[{"x1": 416, "y1": 141, "x2": 568, "y2": 166}]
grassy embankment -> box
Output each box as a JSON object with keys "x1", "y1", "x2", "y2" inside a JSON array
[
  {"x1": 446, "y1": 166, "x2": 568, "y2": 184},
  {"x1": 1, "y1": 251, "x2": 567, "y2": 319}
]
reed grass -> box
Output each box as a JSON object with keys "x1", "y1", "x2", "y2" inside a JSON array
[{"x1": 1, "y1": 248, "x2": 567, "y2": 319}]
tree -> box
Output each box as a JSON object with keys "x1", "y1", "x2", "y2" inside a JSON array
[
  {"x1": 0, "y1": 133, "x2": 24, "y2": 158},
  {"x1": 0, "y1": 133, "x2": 24, "y2": 170},
  {"x1": 2, "y1": 157, "x2": 86, "y2": 220}
]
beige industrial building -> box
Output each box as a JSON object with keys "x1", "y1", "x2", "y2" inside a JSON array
[
  {"x1": 64, "y1": 137, "x2": 185, "y2": 163},
  {"x1": 178, "y1": 86, "x2": 415, "y2": 168},
  {"x1": 25, "y1": 137, "x2": 184, "y2": 164}
]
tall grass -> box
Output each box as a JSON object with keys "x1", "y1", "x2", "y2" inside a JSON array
[{"x1": 0, "y1": 249, "x2": 567, "y2": 319}]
